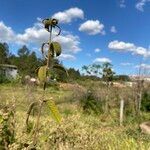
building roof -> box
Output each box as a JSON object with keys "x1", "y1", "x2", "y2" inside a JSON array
[{"x1": 0, "y1": 64, "x2": 17, "y2": 69}]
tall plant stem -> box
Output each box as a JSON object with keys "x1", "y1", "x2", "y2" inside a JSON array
[
  {"x1": 33, "y1": 92, "x2": 45, "y2": 146},
  {"x1": 47, "y1": 26, "x2": 53, "y2": 68}
]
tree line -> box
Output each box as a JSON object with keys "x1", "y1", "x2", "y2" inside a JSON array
[{"x1": 0, "y1": 42, "x2": 130, "y2": 82}]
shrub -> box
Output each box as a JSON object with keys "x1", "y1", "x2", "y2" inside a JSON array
[
  {"x1": 0, "y1": 74, "x2": 10, "y2": 84},
  {"x1": 0, "y1": 105, "x2": 15, "y2": 149},
  {"x1": 80, "y1": 89, "x2": 103, "y2": 115},
  {"x1": 141, "y1": 90, "x2": 150, "y2": 112}
]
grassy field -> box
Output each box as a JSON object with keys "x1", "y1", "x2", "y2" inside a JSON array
[{"x1": 0, "y1": 83, "x2": 150, "y2": 150}]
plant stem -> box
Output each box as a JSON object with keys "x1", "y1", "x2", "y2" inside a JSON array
[
  {"x1": 33, "y1": 92, "x2": 45, "y2": 146},
  {"x1": 47, "y1": 26, "x2": 52, "y2": 68}
]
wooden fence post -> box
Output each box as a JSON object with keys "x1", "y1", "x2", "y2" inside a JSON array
[{"x1": 120, "y1": 99, "x2": 124, "y2": 126}]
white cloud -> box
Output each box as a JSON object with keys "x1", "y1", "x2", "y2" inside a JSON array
[
  {"x1": 120, "y1": 0, "x2": 126, "y2": 8},
  {"x1": 79, "y1": 20, "x2": 105, "y2": 35},
  {"x1": 16, "y1": 24, "x2": 49, "y2": 45},
  {"x1": 0, "y1": 21, "x2": 16, "y2": 43},
  {"x1": 110, "y1": 26, "x2": 117, "y2": 33},
  {"x1": 0, "y1": 20, "x2": 81, "y2": 56},
  {"x1": 135, "y1": 0, "x2": 150, "y2": 11},
  {"x1": 95, "y1": 48, "x2": 101, "y2": 53},
  {"x1": 121, "y1": 62, "x2": 132, "y2": 66},
  {"x1": 135, "y1": 63, "x2": 150, "y2": 70},
  {"x1": 93, "y1": 57, "x2": 111, "y2": 63},
  {"x1": 54, "y1": 34, "x2": 81, "y2": 53},
  {"x1": 52, "y1": 7, "x2": 84, "y2": 23},
  {"x1": 58, "y1": 53, "x2": 76, "y2": 61},
  {"x1": 108, "y1": 40, "x2": 150, "y2": 58},
  {"x1": 108, "y1": 40, "x2": 135, "y2": 50}
]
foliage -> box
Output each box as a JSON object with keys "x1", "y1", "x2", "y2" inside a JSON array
[
  {"x1": 141, "y1": 90, "x2": 150, "y2": 112},
  {"x1": 0, "y1": 105, "x2": 15, "y2": 149},
  {"x1": 0, "y1": 43, "x2": 10, "y2": 64},
  {"x1": 46, "y1": 99, "x2": 62, "y2": 123},
  {"x1": 102, "y1": 62, "x2": 115, "y2": 85},
  {"x1": 10, "y1": 46, "x2": 42, "y2": 76},
  {"x1": 81, "y1": 89, "x2": 103, "y2": 115},
  {"x1": 114, "y1": 75, "x2": 130, "y2": 81},
  {"x1": 38, "y1": 65, "x2": 47, "y2": 82},
  {"x1": 67, "y1": 68, "x2": 81, "y2": 81},
  {"x1": 52, "y1": 60, "x2": 68, "y2": 82},
  {"x1": 0, "y1": 74, "x2": 11, "y2": 84},
  {"x1": 82, "y1": 64, "x2": 101, "y2": 77},
  {"x1": 82, "y1": 63, "x2": 115, "y2": 85}
]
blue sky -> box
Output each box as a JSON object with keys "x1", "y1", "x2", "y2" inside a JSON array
[{"x1": 0, "y1": 0, "x2": 150, "y2": 75}]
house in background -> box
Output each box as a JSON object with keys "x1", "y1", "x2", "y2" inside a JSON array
[{"x1": 0, "y1": 64, "x2": 18, "y2": 79}]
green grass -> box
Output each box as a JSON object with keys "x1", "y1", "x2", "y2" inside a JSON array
[{"x1": 0, "y1": 84, "x2": 150, "y2": 150}]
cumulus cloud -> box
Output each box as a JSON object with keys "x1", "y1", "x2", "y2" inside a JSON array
[
  {"x1": 16, "y1": 24, "x2": 49, "y2": 45},
  {"x1": 95, "y1": 48, "x2": 101, "y2": 53},
  {"x1": 0, "y1": 20, "x2": 81, "y2": 55},
  {"x1": 58, "y1": 53, "x2": 76, "y2": 61},
  {"x1": 79, "y1": 20, "x2": 105, "y2": 35},
  {"x1": 110, "y1": 26, "x2": 117, "y2": 33},
  {"x1": 108, "y1": 40, "x2": 135, "y2": 50},
  {"x1": 54, "y1": 34, "x2": 81, "y2": 53},
  {"x1": 108, "y1": 40, "x2": 150, "y2": 58},
  {"x1": 0, "y1": 21, "x2": 16, "y2": 43},
  {"x1": 93, "y1": 57, "x2": 111, "y2": 63},
  {"x1": 135, "y1": 0, "x2": 150, "y2": 11},
  {"x1": 52, "y1": 7, "x2": 84, "y2": 23}
]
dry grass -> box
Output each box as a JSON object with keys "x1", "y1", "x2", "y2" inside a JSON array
[{"x1": 0, "y1": 84, "x2": 150, "y2": 150}]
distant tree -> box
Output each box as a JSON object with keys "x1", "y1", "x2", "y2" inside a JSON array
[
  {"x1": 18, "y1": 45, "x2": 29, "y2": 57},
  {"x1": 16, "y1": 46, "x2": 31, "y2": 75},
  {"x1": 50, "y1": 59, "x2": 68, "y2": 82},
  {"x1": 102, "y1": 62, "x2": 115, "y2": 86},
  {"x1": 82, "y1": 64, "x2": 101, "y2": 77},
  {"x1": 28, "y1": 51, "x2": 41, "y2": 75},
  {"x1": 114, "y1": 75, "x2": 130, "y2": 81},
  {"x1": 10, "y1": 45, "x2": 42, "y2": 76},
  {"x1": 9, "y1": 54, "x2": 19, "y2": 67},
  {"x1": 0, "y1": 42, "x2": 9, "y2": 64},
  {"x1": 101, "y1": 62, "x2": 115, "y2": 114},
  {"x1": 68, "y1": 68, "x2": 81, "y2": 80}
]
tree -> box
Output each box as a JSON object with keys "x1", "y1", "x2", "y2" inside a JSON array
[
  {"x1": 82, "y1": 64, "x2": 101, "y2": 77},
  {"x1": 28, "y1": 51, "x2": 41, "y2": 76},
  {"x1": 114, "y1": 75, "x2": 130, "y2": 81},
  {"x1": 10, "y1": 45, "x2": 42, "y2": 76},
  {"x1": 68, "y1": 68, "x2": 81, "y2": 80},
  {"x1": 18, "y1": 45, "x2": 29, "y2": 57},
  {"x1": 101, "y1": 62, "x2": 115, "y2": 114},
  {"x1": 102, "y1": 62, "x2": 115, "y2": 86},
  {"x1": 52, "y1": 59, "x2": 68, "y2": 82},
  {"x1": 0, "y1": 42, "x2": 9, "y2": 64}
]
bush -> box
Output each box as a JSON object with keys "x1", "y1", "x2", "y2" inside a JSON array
[
  {"x1": 141, "y1": 90, "x2": 150, "y2": 112},
  {"x1": 0, "y1": 75, "x2": 10, "y2": 84},
  {"x1": 0, "y1": 105, "x2": 15, "y2": 149},
  {"x1": 80, "y1": 89, "x2": 103, "y2": 115}
]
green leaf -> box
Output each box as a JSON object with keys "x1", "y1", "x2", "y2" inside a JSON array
[
  {"x1": 46, "y1": 99, "x2": 62, "y2": 123},
  {"x1": 38, "y1": 66, "x2": 47, "y2": 82},
  {"x1": 50, "y1": 42, "x2": 61, "y2": 57},
  {"x1": 53, "y1": 64, "x2": 69, "y2": 77},
  {"x1": 0, "y1": 115, "x2": 3, "y2": 123}
]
